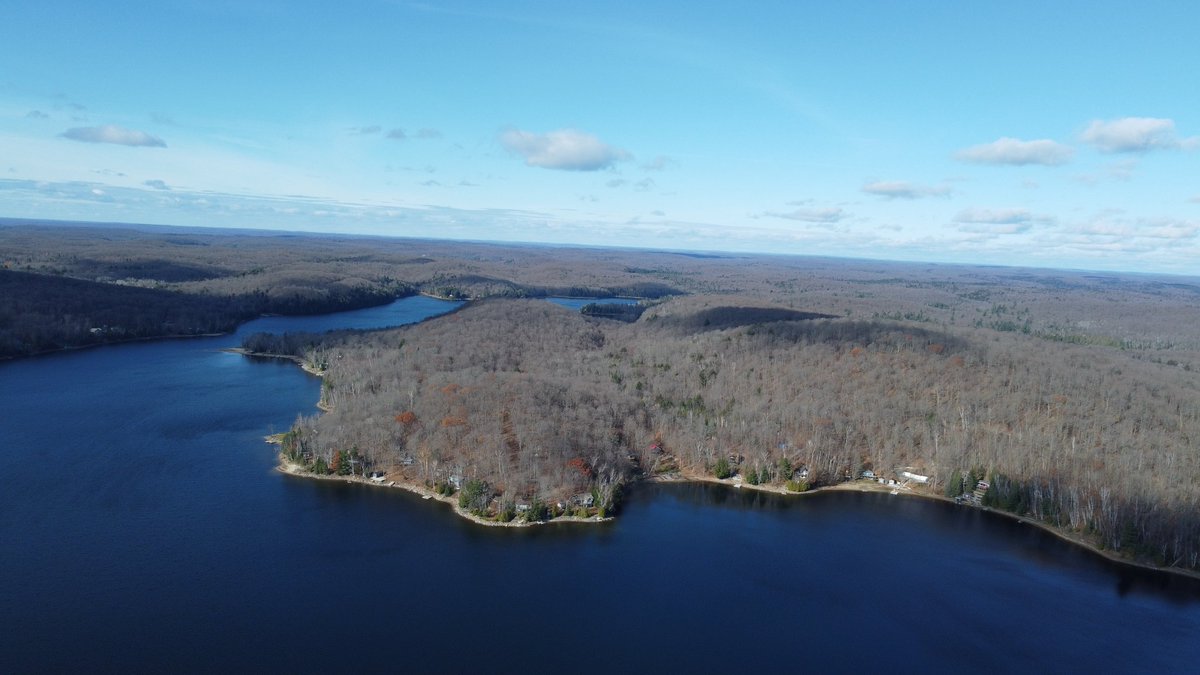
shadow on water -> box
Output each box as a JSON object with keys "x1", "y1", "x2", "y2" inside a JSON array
[
  {"x1": 299, "y1": 474, "x2": 1200, "y2": 606},
  {"x1": 627, "y1": 481, "x2": 1200, "y2": 604}
]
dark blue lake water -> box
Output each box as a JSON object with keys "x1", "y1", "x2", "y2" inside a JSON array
[
  {"x1": 2, "y1": 296, "x2": 1198, "y2": 673},
  {"x1": 545, "y1": 296, "x2": 640, "y2": 311}
]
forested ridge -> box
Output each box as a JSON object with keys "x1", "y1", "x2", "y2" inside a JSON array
[
  {"x1": 9, "y1": 220, "x2": 1200, "y2": 366},
  {"x1": 0, "y1": 220, "x2": 682, "y2": 358},
  {"x1": 278, "y1": 298, "x2": 1200, "y2": 570},
  {"x1": 0, "y1": 268, "x2": 404, "y2": 356}
]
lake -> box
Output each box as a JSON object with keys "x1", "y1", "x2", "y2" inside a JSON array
[
  {"x1": 2, "y1": 296, "x2": 1198, "y2": 673},
  {"x1": 545, "y1": 296, "x2": 640, "y2": 311}
]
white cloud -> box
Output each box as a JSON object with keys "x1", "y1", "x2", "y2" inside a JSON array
[
  {"x1": 955, "y1": 137, "x2": 1073, "y2": 166},
  {"x1": 1080, "y1": 117, "x2": 1197, "y2": 153},
  {"x1": 763, "y1": 207, "x2": 846, "y2": 223},
  {"x1": 26, "y1": 110, "x2": 50, "y2": 120},
  {"x1": 350, "y1": 125, "x2": 381, "y2": 135},
  {"x1": 386, "y1": 128, "x2": 406, "y2": 140},
  {"x1": 1073, "y1": 215, "x2": 1199, "y2": 241},
  {"x1": 961, "y1": 223, "x2": 1026, "y2": 237},
  {"x1": 1073, "y1": 159, "x2": 1138, "y2": 186},
  {"x1": 953, "y1": 208, "x2": 1054, "y2": 235},
  {"x1": 862, "y1": 180, "x2": 951, "y2": 199},
  {"x1": 499, "y1": 128, "x2": 630, "y2": 171},
  {"x1": 415, "y1": 128, "x2": 442, "y2": 139},
  {"x1": 1141, "y1": 219, "x2": 1200, "y2": 240},
  {"x1": 143, "y1": 179, "x2": 170, "y2": 190},
  {"x1": 954, "y1": 208, "x2": 1036, "y2": 225},
  {"x1": 60, "y1": 124, "x2": 166, "y2": 147}
]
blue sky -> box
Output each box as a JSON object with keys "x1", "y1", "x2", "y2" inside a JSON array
[{"x1": 2, "y1": 1, "x2": 1198, "y2": 274}]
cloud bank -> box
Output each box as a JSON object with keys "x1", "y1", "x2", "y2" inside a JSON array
[
  {"x1": 954, "y1": 208, "x2": 1040, "y2": 225},
  {"x1": 955, "y1": 137, "x2": 1073, "y2": 166},
  {"x1": 764, "y1": 207, "x2": 846, "y2": 223},
  {"x1": 59, "y1": 126, "x2": 166, "y2": 148},
  {"x1": 60, "y1": 125, "x2": 166, "y2": 148},
  {"x1": 1081, "y1": 117, "x2": 1197, "y2": 153},
  {"x1": 862, "y1": 180, "x2": 950, "y2": 199},
  {"x1": 1075, "y1": 215, "x2": 1199, "y2": 242},
  {"x1": 954, "y1": 208, "x2": 1052, "y2": 234},
  {"x1": 500, "y1": 128, "x2": 630, "y2": 171}
]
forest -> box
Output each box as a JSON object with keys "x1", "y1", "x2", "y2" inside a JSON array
[
  {"x1": 272, "y1": 296, "x2": 1200, "y2": 571},
  {"x1": 6, "y1": 218, "x2": 1200, "y2": 362},
  {"x1": 6, "y1": 219, "x2": 1200, "y2": 572},
  {"x1": 0, "y1": 219, "x2": 677, "y2": 358}
]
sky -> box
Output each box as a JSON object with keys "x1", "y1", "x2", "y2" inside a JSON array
[{"x1": 2, "y1": 1, "x2": 1198, "y2": 275}]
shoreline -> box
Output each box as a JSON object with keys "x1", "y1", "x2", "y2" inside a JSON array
[
  {"x1": 274, "y1": 454, "x2": 611, "y2": 528},
  {"x1": 252, "y1": 353, "x2": 1200, "y2": 580},
  {"x1": 1, "y1": 291, "x2": 432, "y2": 364},
  {"x1": 2, "y1": 330, "x2": 231, "y2": 362},
  {"x1": 271, "y1": 444, "x2": 1200, "y2": 579},
  {"x1": 653, "y1": 467, "x2": 1200, "y2": 581}
]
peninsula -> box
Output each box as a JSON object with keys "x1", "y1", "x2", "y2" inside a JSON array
[{"x1": 254, "y1": 290, "x2": 1200, "y2": 575}]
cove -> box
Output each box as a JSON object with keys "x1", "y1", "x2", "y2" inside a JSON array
[
  {"x1": 1, "y1": 296, "x2": 1198, "y2": 673},
  {"x1": 544, "y1": 296, "x2": 641, "y2": 311}
]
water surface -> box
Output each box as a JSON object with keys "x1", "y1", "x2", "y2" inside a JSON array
[
  {"x1": 1, "y1": 295, "x2": 1197, "y2": 673},
  {"x1": 544, "y1": 296, "x2": 640, "y2": 311}
]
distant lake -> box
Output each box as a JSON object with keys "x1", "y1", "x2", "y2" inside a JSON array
[
  {"x1": 2, "y1": 296, "x2": 1198, "y2": 673},
  {"x1": 544, "y1": 296, "x2": 640, "y2": 311}
]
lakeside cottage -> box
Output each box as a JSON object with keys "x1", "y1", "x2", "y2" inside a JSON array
[{"x1": 973, "y1": 481, "x2": 990, "y2": 501}]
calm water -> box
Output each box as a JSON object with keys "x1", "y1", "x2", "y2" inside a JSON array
[
  {"x1": 2, "y1": 296, "x2": 1198, "y2": 673},
  {"x1": 545, "y1": 296, "x2": 640, "y2": 311}
]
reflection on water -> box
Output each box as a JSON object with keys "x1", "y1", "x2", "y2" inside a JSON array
[{"x1": 638, "y1": 482, "x2": 1200, "y2": 603}]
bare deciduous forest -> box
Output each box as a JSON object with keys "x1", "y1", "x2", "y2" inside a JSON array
[
  {"x1": 0, "y1": 219, "x2": 676, "y2": 357},
  {"x1": 6, "y1": 220, "x2": 1200, "y2": 571}
]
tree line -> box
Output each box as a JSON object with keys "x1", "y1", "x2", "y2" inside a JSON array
[{"x1": 0, "y1": 269, "x2": 407, "y2": 358}]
